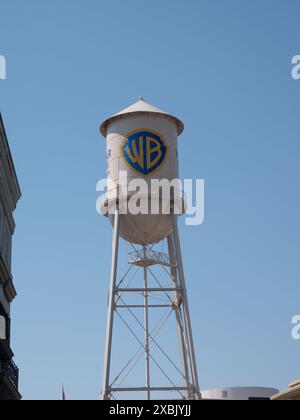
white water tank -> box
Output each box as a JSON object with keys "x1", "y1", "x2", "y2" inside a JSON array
[{"x1": 100, "y1": 98, "x2": 185, "y2": 244}]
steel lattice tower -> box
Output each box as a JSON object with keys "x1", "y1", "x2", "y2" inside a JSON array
[{"x1": 101, "y1": 213, "x2": 200, "y2": 400}]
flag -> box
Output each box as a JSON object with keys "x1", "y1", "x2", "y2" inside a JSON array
[{"x1": 62, "y1": 385, "x2": 66, "y2": 401}]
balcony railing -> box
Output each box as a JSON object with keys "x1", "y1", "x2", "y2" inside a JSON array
[
  {"x1": 129, "y1": 249, "x2": 172, "y2": 267},
  {"x1": 0, "y1": 359, "x2": 19, "y2": 390}
]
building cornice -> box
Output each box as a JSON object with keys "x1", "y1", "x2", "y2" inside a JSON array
[
  {"x1": 271, "y1": 380, "x2": 300, "y2": 400},
  {"x1": 0, "y1": 114, "x2": 21, "y2": 200},
  {"x1": 0, "y1": 255, "x2": 16, "y2": 302},
  {"x1": 0, "y1": 114, "x2": 21, "y2": 234}
]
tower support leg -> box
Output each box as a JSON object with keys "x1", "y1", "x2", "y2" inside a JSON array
[
  {"x1": 143, "y1": 246, "x2": 151, "y2": 400},
  {"x1": 171, "y1": 215, "x2": 201, "y2": 400},
  {"x1": 167, "y1": 234, "x2": 191, "y2": 399},
  {"x1": 101, "y1": 210, "x2": 120, "y2": 400}
]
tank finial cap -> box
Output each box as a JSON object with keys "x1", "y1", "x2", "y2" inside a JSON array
[{"x1": 139, "y1": 96, "x2": 145, "y2": 101}]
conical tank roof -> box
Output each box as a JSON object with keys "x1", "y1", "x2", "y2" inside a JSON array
[{"x1": 100, "y1": 98, "x2": 184, "y2": 137}]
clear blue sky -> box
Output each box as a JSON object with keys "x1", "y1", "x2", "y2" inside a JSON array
[{"x1": 1, "y1": 0, "x2": 300, "y2": 400}]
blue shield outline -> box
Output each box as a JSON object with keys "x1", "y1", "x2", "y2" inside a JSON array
[{"x1": 121, "y1": 130, "x2": 168, "y2": 176}]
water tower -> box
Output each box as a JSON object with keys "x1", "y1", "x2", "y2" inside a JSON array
[{"x1": 99, "y1": 98, "x2": 200, "y2": 400}]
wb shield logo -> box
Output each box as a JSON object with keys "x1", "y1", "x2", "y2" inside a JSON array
[{"x1": 121, "y1": 130, "x2": 167, "y2": 176}]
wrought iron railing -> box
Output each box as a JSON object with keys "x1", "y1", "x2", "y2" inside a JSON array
[
  {"x1": 129, "y1": 249, "x2": 171, "y2": 266},
  {"x1": 0, "y1": 358, "x2": 19, "y2": 390}
]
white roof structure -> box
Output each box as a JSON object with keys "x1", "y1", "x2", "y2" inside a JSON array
[
  {"x1": 201, "y1": 387, "x2": 279, "y2": 400},
  {"x1": 100, "y1": 97, "x2": 184, "y2": 137}
]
